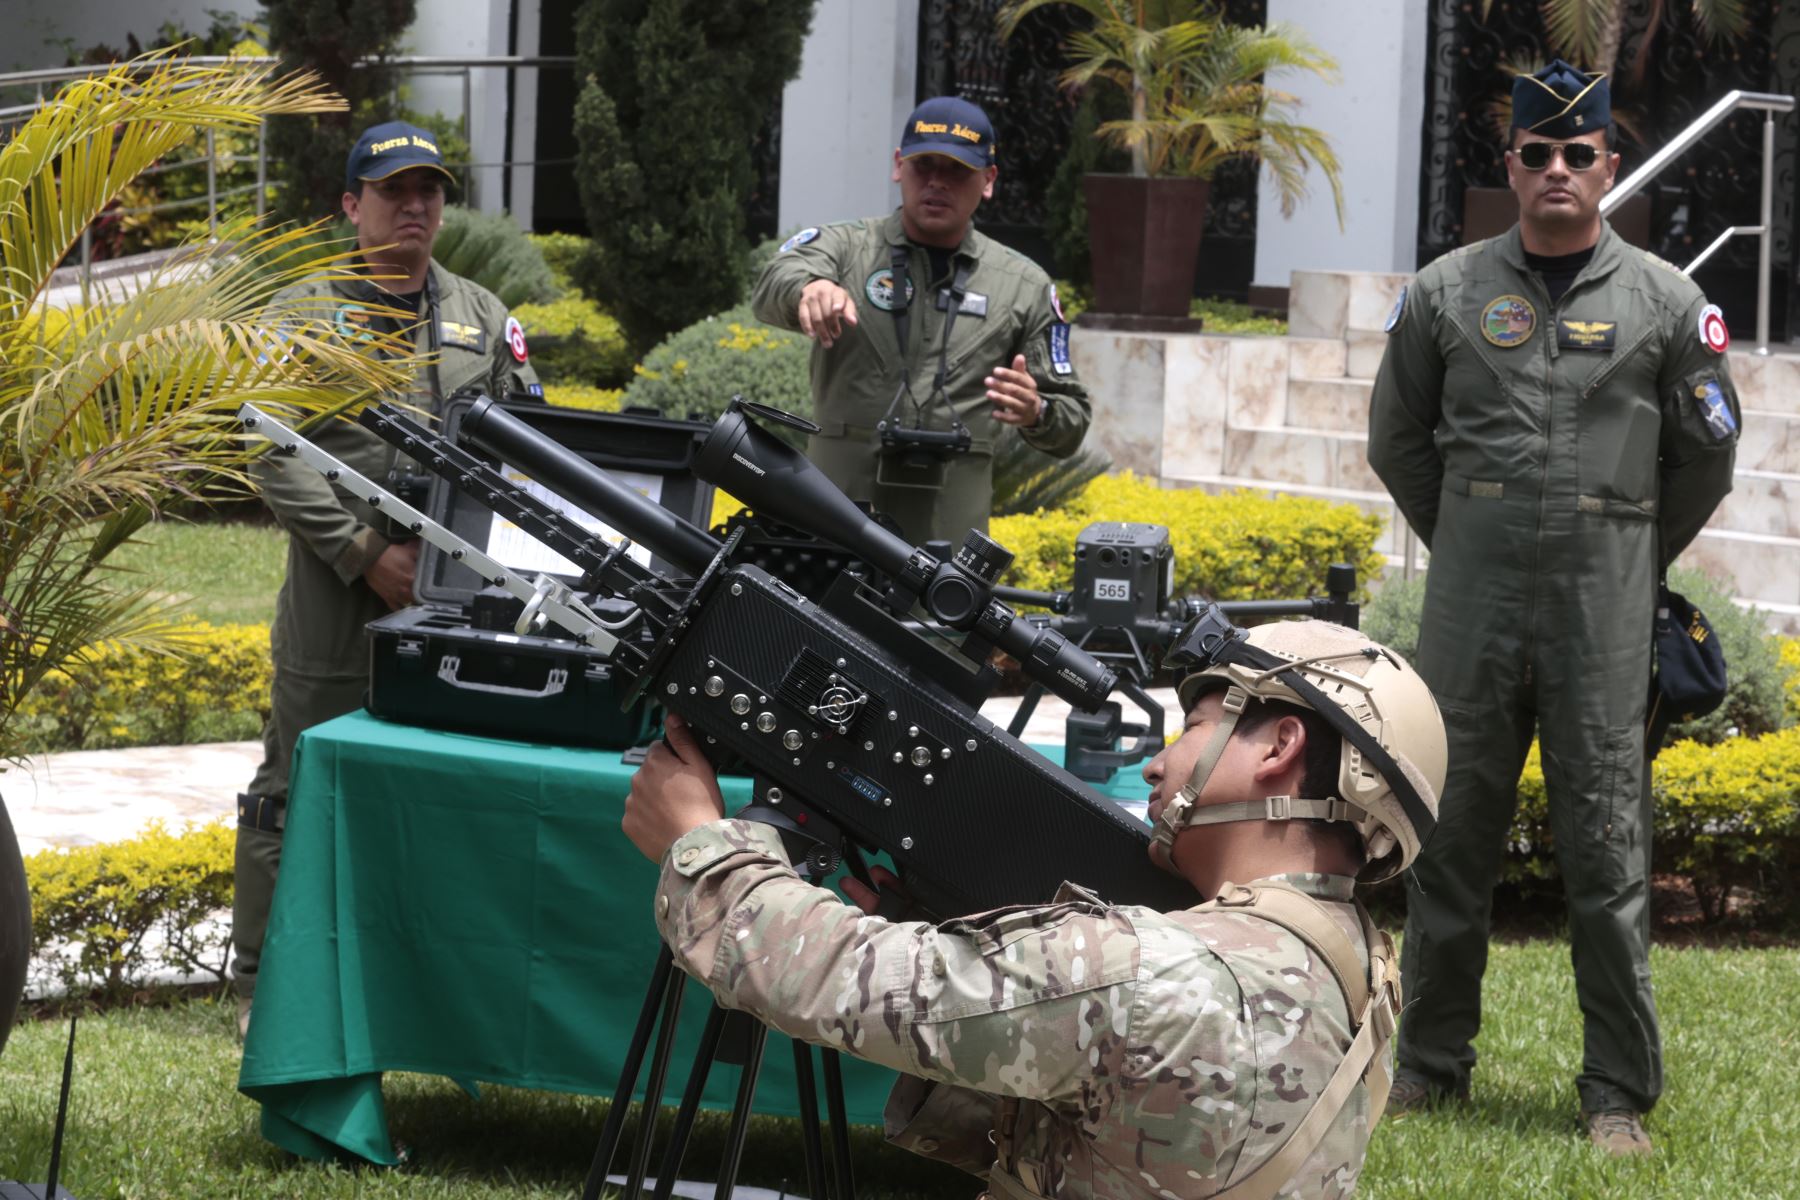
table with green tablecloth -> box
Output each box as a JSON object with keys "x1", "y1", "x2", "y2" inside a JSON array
[{"x1": 236, "y1": 709, "x2": 1152, "y2": 1163}]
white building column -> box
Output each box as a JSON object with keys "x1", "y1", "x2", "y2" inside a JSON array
[
  {"x1": 777, "y1": 0, "x2": 919, "y2": 236},
  {"x1": 403, "y1": 0, "x2": 517, "y2": 217},
  {"x1": 1251, "y1": 0, "x2": 1427, "y2": 290}
]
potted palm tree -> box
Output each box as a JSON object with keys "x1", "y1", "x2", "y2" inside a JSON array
[
  {"x1": 0, "y1": 54, "x2": 422, "y2": 1055},
  {"x1": 999, "y1": 0, "x2": 1345, "y2": 324}
]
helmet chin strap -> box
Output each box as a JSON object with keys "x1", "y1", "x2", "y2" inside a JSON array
[
  {"x1": 1150, "y1": 685, "x2": 1247, "y2": 873},
  {"x1": 1149, "y1": 683, "x2": 1366, "y2": 876}
]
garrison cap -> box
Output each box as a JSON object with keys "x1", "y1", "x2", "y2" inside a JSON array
[
  {"x1": 899, "y1": 96, "x2": 996, "y2": 170},
  {"x1": 346, "y1": 121, "x2": 456, "y2": 193},
  {"x1": 1512, "y1": 58, "x2": 1610, "y2": 138}
]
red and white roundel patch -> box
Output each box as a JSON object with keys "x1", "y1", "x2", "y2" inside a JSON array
[
  {"x1": 1698, "y1": 303, "x2": 1729, "y2": 354},
  {"x1": 506, "y1": 316, "x2": 529, "y2": 362}
]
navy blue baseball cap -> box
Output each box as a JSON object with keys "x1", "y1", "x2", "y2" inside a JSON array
[
  {"x1": 345, "y1": 121, "x2": 456, "y2": 193},
  {"x1": 1512, "y1": 59, "x2": 1610, "y2": 139},
  {"x1": 899, "y1": 97, "x2": 996, "y2": 170}
]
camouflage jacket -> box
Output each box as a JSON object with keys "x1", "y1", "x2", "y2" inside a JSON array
[{"x1": 656, "y1": 820, "x2": 1374, "y2": 1199}]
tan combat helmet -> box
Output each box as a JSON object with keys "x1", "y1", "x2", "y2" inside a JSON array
[{"x1": 1150, "y1": 615, "x2": 1446, "y2": 883}]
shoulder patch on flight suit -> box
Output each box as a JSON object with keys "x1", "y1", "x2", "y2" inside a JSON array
[
  {"x1": 1384, "y1": 285, "x2": 1407, "y2": 334},
  {"x1": 1697, "y1": 304, "x2": 1729, "y2": 354},
  {"x1": 439, "y1": 319, "x2": 487, "y2": 352},
  {"x1": 1049, "y1": 321, "x2": 1073, "y2": 375},
  {"x1": 1693, "y1": 376, "x2": 1738, "y2": 441},
  {"x1": 779, "y1": 227, "x2": 820, "y2": 253},
  {"x1": 505, "y1": 316, "x2": 529, "y2": 362}
]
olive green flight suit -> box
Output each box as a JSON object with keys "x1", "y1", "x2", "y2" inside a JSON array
[
  {"x1": 1368, "y1": 224, "x2": 1739, "y2": 1114},
  {"x1": 751, "y1": 211, "x2": 1091, "y2": 547},
  {"x1": 233, "y1": 260, "x2": 539, "y2": 1000}
]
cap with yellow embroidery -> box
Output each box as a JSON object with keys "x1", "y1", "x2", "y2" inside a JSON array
[
  {"x1": 345, "y1": 121, "x2": 456, "y2": 193},
  {"x1": 1511, "y1": 59, "x2": 1610, "y2": 139},
  {"x1": 898, "y1": 96, "x2": 995, "y2": 170}
]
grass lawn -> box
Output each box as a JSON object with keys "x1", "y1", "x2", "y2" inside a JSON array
[
  {"x1": 3, "y1": 939, "x2": 1796, "y2": 1199},
  {"x1": 103, "y1": 518, "x2": 287, "y2": 628}
]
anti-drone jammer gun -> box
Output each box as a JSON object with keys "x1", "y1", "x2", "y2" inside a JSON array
[{"x1": 240, "y1": 397, "x2": 1193, "y2": 916}]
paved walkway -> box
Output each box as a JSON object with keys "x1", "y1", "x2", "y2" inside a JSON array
[{"x1": 2, "y1": 687, "x2": 1179, "y2": 855}]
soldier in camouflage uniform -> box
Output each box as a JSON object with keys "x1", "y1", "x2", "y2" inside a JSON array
[
  {"x1": 751, "y1": 96, "x2": 1091, "y2": 547},
  {"x1": 232, "y1": 122, "x2": 539, "y2": 1035},
  {"x1": 624, "y1": 619, "x2": 1446, "y2": 1198}
]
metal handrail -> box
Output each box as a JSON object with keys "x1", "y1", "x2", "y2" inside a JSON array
[
  {"x1": 1602, "y1": 89, "x2": 1796, "y2": 354},
  {"x1": 1, "y1": 54, "x2": 578, "y2": 286}
]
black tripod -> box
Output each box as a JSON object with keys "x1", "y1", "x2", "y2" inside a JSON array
[{"x1": 581, "y1": 806, "x2": 860, "y2": 1200}]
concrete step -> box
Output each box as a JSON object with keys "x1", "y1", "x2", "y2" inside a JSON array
[
  {"x1": 1734, "y1": 409, "x2": 1800, "y2": 475},
  {"x1": 1219, "y1": 425, "x2": 1384, "y2": 494},
  {"x1": 1676, "y1": 526, "x2": 1800, "y2": 611},
  {"x1": 1287, "y1": 376, "x2": 1373, "y2": 433},
  {"x1": 1709, "y1": 469, "x2": 1800, "y2": 540},
  {"x1": 1346, "y1": 330, "x2": 1386, "y2": 380},
  {"x1": 1286, "y1": 335, "x2": 1346, "y2": 379},
  {"x1": 1730, "y1": 351, "x2": 1800, "y2": 417}
]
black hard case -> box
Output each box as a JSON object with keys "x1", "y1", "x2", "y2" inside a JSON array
[{"x1": 365, "y1": 399, "x2": 713, "y2": 749}]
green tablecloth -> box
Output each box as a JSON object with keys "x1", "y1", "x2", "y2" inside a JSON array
[{"x1": 237, "y1": 709, "x2": 1151, "y2": 1163}]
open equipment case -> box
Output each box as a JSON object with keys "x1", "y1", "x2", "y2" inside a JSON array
[{"x1": 365, "y1": 397, "x2": 714, "y2": 749}]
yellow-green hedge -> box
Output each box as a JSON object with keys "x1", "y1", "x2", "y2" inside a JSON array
[
  {"x1": 991, "y1": 474, "x2": 1387, "y2": 602},
  {"x1": 1510, "y1": 729, "x2": 1800, "y2": 918},
  {"x1": 544, "y1": 384, "x2": 624, "y2": 413},
  {"x1": 24, "y1": 820, "x2": 235, "y2": 994},
  {"x1": 13, "y1": 623, "x2": 270, "y2": 753}
]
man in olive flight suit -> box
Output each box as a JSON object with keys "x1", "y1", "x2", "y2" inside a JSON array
[
  {"x1": 625, "y1": 619, "x2": 1448, "y2": 1198},
  {"x1": 751, "y1": 96, "x2": 1091, "y2": 548},
  {"x1": 1368, "y1": 61, "x2": 1740, "y2": 1155},
  {"x1": 232, "y1": 122, "x2": 539, "y2": 1034}
]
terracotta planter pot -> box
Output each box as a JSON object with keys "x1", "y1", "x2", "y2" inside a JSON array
[
  {"x1": 1084, "y1": 174, "x2": 1211, "y2": 318},
  {"x1": 0, "y1": 792, "x2": 29, "y2": 1058}
]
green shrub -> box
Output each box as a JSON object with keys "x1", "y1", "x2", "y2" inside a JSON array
[
  {"x1": 572, "y1": 0, "x2": 816, "y2": 350},
  {"x1": 991, "y1": 476, "x2": 1386, "y2": 603},
  {"x1": 513, "y1": 294, "x2": 634, "y2": 387},
  {"x1": 1190, "y1": 296, "x2": 1287, "y2": 335},
  {"x1": 12, "y1": 623, "x2": 270, "y2": 753},
  {"x1": 529, "y1": 231, "x2": 591, "y2": 294},
  {"x1": 25, "y1": 821, "x2": 236, "y2": 995},
  {"x1": 624, "y1": 302, "x2": 813, "y2": 425},
  {"x1": 992, "y1": 429, "x2": 1111, "y2": 517},
  {"x1": 432, "y1": 206, "x2": 558, "y2": 309},
  {"x1": 1362, "y1": 573, "x2": 1426, "y2": 663}
]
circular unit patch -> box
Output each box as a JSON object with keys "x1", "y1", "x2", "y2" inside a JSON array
[
  {"x1": 506, "y1": 315, "x2": 529, "y2": 362},
  {"x1": 1480, "y1": 294, "x2": 1536, "y2": 348},
  {"x1": 864, "y1": 268, "x2": 915, "y2": 312},
  {"x1": 1697, "y1": 303, "x2": 1729, "y2": 354},
  {"x1": 1384, "y1": 285, "x2": 1408, "y2": 334},
  {"x1": 779, "y1": 227, "x2": 820, "y2": 253}
]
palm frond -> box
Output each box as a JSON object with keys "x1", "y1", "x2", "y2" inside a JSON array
[
  {"x1": 1690, "y1": 0, "x2": 1751, "y2": 47},
  {"x1": 0, "y1": 51, "x2": 342, "y2": 328},
  {"x1": 1539, "y1": 0, "x2": 1613, "y2": 68}
]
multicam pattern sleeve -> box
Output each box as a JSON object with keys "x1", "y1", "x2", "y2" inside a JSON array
[{"x1": 654, "y1": 820, "x2": 1143, "y2": 1097}]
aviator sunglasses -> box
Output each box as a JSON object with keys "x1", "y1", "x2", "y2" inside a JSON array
[{"x1": 1513, "y1": 141, "x2": 1601, "y2": 171}]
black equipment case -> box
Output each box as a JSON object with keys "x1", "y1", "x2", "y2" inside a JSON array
[{"x1": 366, "y1": 398, "x2": 713, "y2": 749}]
